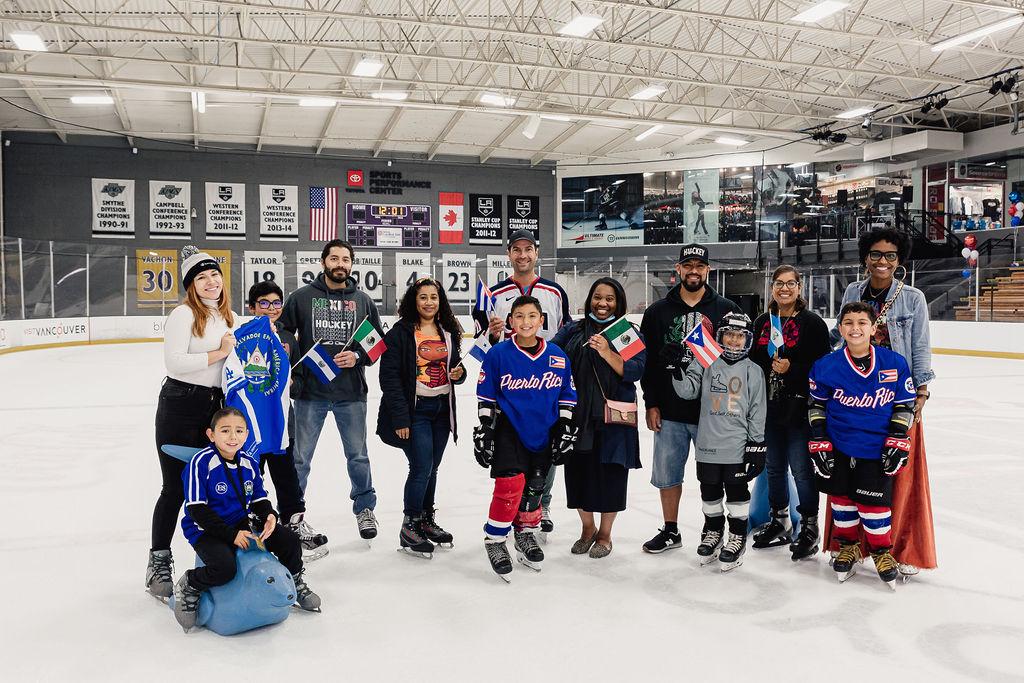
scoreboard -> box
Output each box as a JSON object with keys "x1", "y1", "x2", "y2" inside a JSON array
[{"x1": 345, "y1": 203, "x2": 431, "y2": 249}]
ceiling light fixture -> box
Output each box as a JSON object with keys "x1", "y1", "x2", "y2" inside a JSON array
[
  {"x1": 635, "y1": 124, "x2": 663, "y2": 141},
  {"x1": 931, "y1": 15, "x2": 1024, "y2": 52},
  {"x1": 836, "y1": 106, "x2": 874, "y2": 119},
  {"x1": 10, "y1": 31, "x2": 47, "y2": 52},
  {"x1": 1002, "y1": 75, "x2": 1018, "y2": 93},
  {"x1": 934, "y1": 97, "x2": 949, "y2": 110},
  {"x1": 370, "y1": 91, "x2": 409, "y2": 101},
  {"x1": 298, "y1": 97, "x2": 335, "y2": 107},
  {"x1": 352, "y1": 58, "x2": 384, "y2": 77},
  {"x1": 522, "y1": 114, "x2": 541, "y2": 140},
  {"x1": 479, "y1": 92, "x2": 516, "y2": 107},
  {"x1": 540, "y1": 114, "x2": 573, "y2": 122},
  {"x1": 70, "y1": 94, "x2": 114, "y2": 105},
  {"x1": 790, "y1": 1, "x2": 849, "y2": 23},
  {"x1": 714, "y1": 136, "x2": 749, "y2": 146},
  {"x1": 920, "y1": 101, "x2": 933, "y2": 115},
  {"x1": 990, "y1": 80, "x2": 1004, "y2": 95},
  {"x1": 191, "y1": 91, "x2": 206, "y2": 113},
  {"x1": 558, "y1": 15, "x2": 604, "y2": 37},
  {"x1": 630, "y1": 84, "x2": 668, "y2": 100}
]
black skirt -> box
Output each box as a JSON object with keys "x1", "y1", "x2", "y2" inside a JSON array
[{"x1": 563, "y1": 432, "x2": 629, "y2": 513}]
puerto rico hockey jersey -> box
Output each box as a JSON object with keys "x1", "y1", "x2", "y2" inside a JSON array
[
  {"x1": 181, "y1": 445, "x2": 269, "y2": 544},
  {"x1": 477, "y1": 337, "x2": 577, "y2": 452},
  {"x1": 808, "y1": 346, "x2": 915, "y2": 460},
  {"x1": 473, "y1": 276, "x2": 571, "y2": 342},
  {"x1": 223, "y1": 315, "x2": 291, "y2": 456}
]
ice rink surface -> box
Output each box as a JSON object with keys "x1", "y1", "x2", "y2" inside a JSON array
[{"x1": 1, "y1": 343, "x2": 1021, "y2": 682}]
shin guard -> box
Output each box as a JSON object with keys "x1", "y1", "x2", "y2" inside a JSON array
[{"x1": 484, "y1": 474, "x2": 525, "y2": 541}]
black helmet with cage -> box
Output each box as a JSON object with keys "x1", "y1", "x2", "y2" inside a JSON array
[{"x1": 716, "y1": 311, "x2": 754, "y2": 362}]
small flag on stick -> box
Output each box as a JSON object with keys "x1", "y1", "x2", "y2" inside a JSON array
[
  {"x1": 601, "y1": 317, "x2": 645, "y2": 361},
  {"x1": 297, "y1": 340, "x2": 341, "y2": 384},
  {"x1": 351, "y1": 317, "x2": 387, "y2": 362},
  {"x1": 684, "y1": 320, "x2": 723, "y2": 369}
]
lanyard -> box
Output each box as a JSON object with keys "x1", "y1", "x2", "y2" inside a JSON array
[{"x1": 217, "y1": 453, "x2": 252, "y2": 524}]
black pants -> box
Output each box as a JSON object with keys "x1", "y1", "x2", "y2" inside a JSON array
[
  {"x1": 260, "y1": 445, "x2": 306, "y2": 522},
  {"x1": 697, "y1": 462, "x2": 752, "y2": 536},
  {"x1": 189, "y1": 522, "x2": 303, "y2": 591},
  {"x1": 151, "y1": 378, "x2": 223, "y2": 551}
]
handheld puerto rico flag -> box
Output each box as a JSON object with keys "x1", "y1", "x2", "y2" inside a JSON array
[
  {"x1": 467, "y1": 333, "x2": 492, "y2": 363},
  {"x1": 352, "y1": 317, "x2": 387, "y2": 362},
  {"x1": 684, "y1": 320, "x2": 723, "y2": 369},
  {"x1": 601, "y1": 317, "x2": 645, "y2": 361},
  {"x1": 474, "y1": 278, "x2": 495, "y2": 316},
  {"x1": 767, "y1": 312, "x2": 785, "y2": 358},
  {"x1": 297, "y1": 341, "x2": 341, "y2": 384}
]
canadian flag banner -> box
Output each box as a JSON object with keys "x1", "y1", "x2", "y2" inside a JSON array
[{"x1": 439, "y1": 192, "x2": 464, "y2": 244}]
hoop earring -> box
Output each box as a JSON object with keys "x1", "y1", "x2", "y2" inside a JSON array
[{"x1": 894, "y1": 265, "x2": 908, "y2": 282}]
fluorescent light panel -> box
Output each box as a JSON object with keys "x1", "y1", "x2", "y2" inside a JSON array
[
  {"x1": 714, "y1": 136, "x2": 749, "y2": 146},
  {"x1": 370, "y1": 91, "x2": 408, "y2": 101},
  {"x1": 70, "y1": 94, "x2": 114, "y2": 105},
  {"x1": 352, "y1": 58, "x2": 384, "y2": 77},
  {"x1": 522, "y1": 115, "x2": 541, "y2": 140},
  {"x1": 191, "y1": 91, "x2": 206, "y2": 113},
  {"x1": 835, "y1": 106, "x2": 874, "y2": 119},
  {"x1": 931, "y1": 15, "x2": 1024, "y2": 51},
  {"x1": 298, "y1": 97, "x2": 335, "y2": 107},
  {"x1": 791, "y1": 1, "x2": 849, "y2": 23},
  {"x1": 480, "y1": 92, "x2": 516, "y2": 107},
  {"x1": 630, "y1": 85, "x2": 667, "y2": 100},
  {"x1": 10, "y1": 31, "x2": 46, "y2": 52},
  {"x1": 540, "y1": 114, "x2": 572, "y2": 121},
  {"x1": 558, "y1": 15, "x2": 604, "y2": 37},
  {"x1": 635, "y1": 124, "x2": 663, "y2": 141}
]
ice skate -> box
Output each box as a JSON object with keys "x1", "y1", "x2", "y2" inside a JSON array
[
  {"x1": 419, "y1": 509, "x2": 454, "y2": 549},
  {"x1": 356, "y1": 509, "x2": 378, "y2": 547},
  {"x1": 514, "y1": 529, "x2": 544, "y2": 571},
  {"x1": 288, "y1": 513, "x2": 329, "y2": 562},
  {"x1": 397, "y1": 515, "x2": 434, "y2": 560},
  {"x1": 897, "y1": 563, "x2": 919, "y2": 583},
  {"x1": 790, "y1": 516, "x2": 820, "y2": 561},
  {"x1": 871, "y1": 548, "x2": 900, "y2": 591},
  {"x1": 696, "y1": 528, "x2": 724, "y2": 566},
  {"x1": 752, "y1": 508, "x2": 793, "y2": 549},
  {"x1": 718, "y1": 532, "x2": 747, "y2": 572},
  {"x1": 833, "y1": 541, "x2": 863, "y2": 583},
  {"x1": 145, "y1": 549, "x2": 174, "y2": 600},
  {"x1": 538, "y1": 508, "x2": 553, "y2": 545},
  {"x1": 485, "y1": 538, "x2": 513, "y2": 583},
  {"x1": 172, "y1": 573, "x2": 202, "y2": 633},
  {"x1": 292, "y1": 570, "x2": 322, "y2": 612}
]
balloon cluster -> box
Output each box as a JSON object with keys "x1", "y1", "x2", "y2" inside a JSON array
[
  {"x1": 961, "y1": 233, "x2": 979, "y2": 279},
  {"x1": 1009, "y1": 191, "x2": 1024, "y2": 227}
]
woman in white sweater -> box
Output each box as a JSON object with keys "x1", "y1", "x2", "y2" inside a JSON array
[{"x1": 146, "y1": 246, "x2": 236, "y2": 599}]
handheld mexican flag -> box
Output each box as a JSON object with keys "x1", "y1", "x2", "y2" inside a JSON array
[
  {"x1": 352, "y1": 318, "x2": 387, "y2": 362},
  {"x1": 601, "y1": 317, "x2": 645, "y2": 361}
]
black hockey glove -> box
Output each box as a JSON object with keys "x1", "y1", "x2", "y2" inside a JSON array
[
  {"x1": 742, "y1": 441, "x2": 767, "y2": 481},
  {"x1": 658, "y1": 341, "x2": 687, "y2": 368},
  {"x1": 808, "y1": 439, "x2": 834, "y2": 479},
  {"x1": 550, "y1": 419, "x2": 579, "y2": 465},
  {"x1": 881, "y1": 436, "x2": 911, "y2": 476},
  {"x1": 473, "y1": 423, "x2": 495, "y2": 469}
]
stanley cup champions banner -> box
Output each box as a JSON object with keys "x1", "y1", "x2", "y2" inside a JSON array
[
  {"x1": 149, "y1": 180, "x2": 191, "y2": 239},
  {"x1": 92, "y1": 178, "x2": 136, "y2": 238}
]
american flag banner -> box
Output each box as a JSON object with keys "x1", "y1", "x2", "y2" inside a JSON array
[{"x1": 309, "y1": 186, "x2": 337, "y2": 241}]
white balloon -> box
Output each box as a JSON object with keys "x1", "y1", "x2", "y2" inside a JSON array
[
  {"x1": 971, "y1": 250, "x2": 980, "y2": 259},
  {"x1": 962, "y1": 247, "x2": 972, "y2": 258},
  {"x1": 1017, "y1": 201, "x2": 1024, "y2": 212}
]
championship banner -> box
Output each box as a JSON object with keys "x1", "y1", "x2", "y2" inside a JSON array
[
  {"x1": 346, "y1": 203, "x2": 431, "y2": 249},
  {"x1": 507, "y1": 195, "x2": 540, "y2": 243},
  {"x1": 468, "y1": 193, "x2": 503, "y2": 245},
  {"x1": 135, "y1": 249, "x2": 178, "y2": 307},
  {"x1": 395, "y1": 252, "x2": 431, "y2": 295},
  {"x1": 296, "y1": 251, "x2": 322, "y2": 288},
  {"x1": 258, "y1": 185, "x2": 298, "y2": 241},
  {"x1": 352, "y1": 251, "x2": 384, "y2": 303},
  {"x1": 442, "y1": 253, "x2": 475, "y2": 302},
  {"x1": 438, "y1": 192, "x2": 465, "y2": 244},
  {"x1": 486, "y1": 254, "x2": 510, "y2": 286},
  {"x1": 243, "y1": 251, "x2": 285, "y2": 294},
  {"x1": 92, "y1": 178, "x2": 135, "y2": 238},
  {"x1": 149, "y1": 181, "x2": 191, "y2": 239},
  {"x1": 205, "y1": 182, "x2": 246, "y2": 240}
]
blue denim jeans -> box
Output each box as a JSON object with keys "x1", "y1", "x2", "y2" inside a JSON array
[
  {"x1": 293, "y1": 399, "x2": 376, "y2": 514},
  {"x1": 764, "y1": 419, "x2": 818, "y2": 517},
  {"x1": 650, "y1": 420, "x2": 699, "y2": 489},
  {"x1": 401, "y1": 395, "x2": 451, "y2": 516}
]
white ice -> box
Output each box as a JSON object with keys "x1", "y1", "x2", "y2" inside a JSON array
[{"x1": 0, "y1": 344, "x2": 1021, "y2": 682}]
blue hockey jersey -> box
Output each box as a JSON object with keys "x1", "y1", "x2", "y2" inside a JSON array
[
  {"x1": 477, "y1": 337, "x2": 577, "y2": 452},
  {"x1": 808, "y1": 346, "x2": 915, "y2": 460},
  {"x1": 181, "y1": 445, "x2": 269, "y2": 544},
  {"x1": 223, "y1": 315, "x2": 291, "y2": 455}
]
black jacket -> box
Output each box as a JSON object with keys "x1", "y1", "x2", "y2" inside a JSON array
[
  {"x1": 640, "y1": 283, "x2": 740, "y2": 424},
  {"x1": 375, "y1": 319, "x2": 465, "y2": 449},
  {"x1": 749, "y1": 308, "x2": 831, "y2": 425}
]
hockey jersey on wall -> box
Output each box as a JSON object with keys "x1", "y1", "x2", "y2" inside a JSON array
[{"x1": 223, "y1": 315, "x2": 291, "y2": 455}]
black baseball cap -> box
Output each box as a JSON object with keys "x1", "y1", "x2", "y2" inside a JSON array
[
  {"x1": 678, "y1": 243, "x2": 709, "y2": 264},
  {"x1": 507, "y1": 229, "x2": 538, "y2": 248}
]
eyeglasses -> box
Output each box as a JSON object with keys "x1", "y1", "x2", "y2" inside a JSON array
[
  {"x1": 256, "y1": 299, "x2": 283, "y2": 310},
  {"x1": 772, "y1": 280, "x2": 800, "y2": 290},
  {"x1": 868, "y1": 250, "x2": 899, "y2": 263}
]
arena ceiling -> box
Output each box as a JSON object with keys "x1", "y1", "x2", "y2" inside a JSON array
[{"x1": 0, "y1": 0, "x2": 1022, "y2": 164}]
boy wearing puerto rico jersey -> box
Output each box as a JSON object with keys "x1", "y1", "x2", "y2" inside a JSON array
[
  {"x1": 474, "y1": 295, "x2": 578, "y2": 580},
  {"x1": 807, "y1": 302, "x2": 915, "y2": 589}
]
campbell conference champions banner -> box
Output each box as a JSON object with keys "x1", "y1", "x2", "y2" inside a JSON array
[
  {"x1": 149, "y1": 181, "x2": 191, "y2": 239},
  {"x1": 92, "y1": 178, "x2": 136, "y2": 238}
]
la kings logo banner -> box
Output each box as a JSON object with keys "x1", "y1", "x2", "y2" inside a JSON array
[
  {"x1": 149, "y1": 180, "x2": 191, "y2": 238},
  {"x1": 205, "y1": 182, "x2": 246, "y2": 240},
  {"x1": 506, "y1": 195, "x2": 540, "y2": 244},
  {"x1": 258, "y1": 185, "x2": 298, "y2": 241},
  {"x1": 92, "y1": 178, "x2": 136, "y2": 238}
]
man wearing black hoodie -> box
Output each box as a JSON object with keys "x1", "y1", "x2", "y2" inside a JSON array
[
  {"x1": 639, "y1": 243, "x2": 740, "y2": 553},
  {"x1": 279, "y1": 239, "x2": 383, "y2": 543}
]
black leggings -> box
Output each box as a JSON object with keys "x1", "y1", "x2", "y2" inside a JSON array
[
  {"x1": 260, "y1": 443, "x2": 305, "y2": 522},
  {"x1": 189, "y1": 523, "x2": 303, "y2": 591},
  {"x1": 151, "y1": 378, "x2": 223, "y2": 551}
]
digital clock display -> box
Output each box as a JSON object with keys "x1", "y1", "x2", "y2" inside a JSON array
[{"x1": 372, "y1": 205, "x2": 407, "y2": 218}]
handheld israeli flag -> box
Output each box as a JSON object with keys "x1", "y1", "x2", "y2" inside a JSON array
[
  {"x1": 474, "y1": 278, "x2": 495, "y2": 316},
  {"x1": 297, "y1": 341, "x2": 341, "y2": 384},
  {"x1": 467, "y1": 333, "x2": 492, "y2": 363},
  {"x1": 767, "y1": 312, "x2": 784, "y2": 358}
]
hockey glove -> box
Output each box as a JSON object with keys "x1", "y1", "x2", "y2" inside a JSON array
[
  {"x1": 742, "y1": 441, "x2": 767, "y2": 481},
  {"x1": 658, "y1": 341, "x2": 687, "y2": 368},
  {"x1": 473, "y1": 423, "x2": 495, "y2": 469},
  {"x1": 881, "y1": 436, "x2": 911, "y2": 476},
  {"x1": 550, "y1": 419, "x2": 579, "y2": 465},
  {"x1": 808, "y1": 439, "x2": 834, "y2": 479}
]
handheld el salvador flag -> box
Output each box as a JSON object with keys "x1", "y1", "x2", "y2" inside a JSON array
[
  {"x1": 768, "y1": 312, "x2": 784, "y2": 358},
  {"x1": 468, "y1": 333, "x2": 492, "y2": 363},
  {"x1": 684, "y1": 320, "x2": 723, "y2": 369},
  {"x1": 474, "y1": 278, "x2": 495, "y2": 316},
  {"x1": 300, "y1": 342, "x2": 341, "y2": 384}
]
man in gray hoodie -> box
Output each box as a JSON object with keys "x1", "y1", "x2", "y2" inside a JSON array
[{"x1": 279, "y1": 239, "x2": 383, "y2": 542}]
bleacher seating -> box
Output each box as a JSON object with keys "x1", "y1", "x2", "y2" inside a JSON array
[{"x1": 955, "y1": 267, "x2": 1024, "y2": 322}]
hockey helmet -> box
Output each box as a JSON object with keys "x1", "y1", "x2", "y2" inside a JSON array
[{"x1": 716, "y1": 312, "x2": 753, "y2": 361}]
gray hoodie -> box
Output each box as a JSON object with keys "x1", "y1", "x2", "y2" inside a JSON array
[{"x1": 279, "y1": 272, "x2": 383, "y2": 402}]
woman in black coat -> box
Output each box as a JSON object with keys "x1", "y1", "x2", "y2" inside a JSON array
[
  {"x1": 376, "y1": 277, "x2": 465, "y2": 558},
  {"x1": 551, "y1": 277, "x2": 645, "y2": 559}
]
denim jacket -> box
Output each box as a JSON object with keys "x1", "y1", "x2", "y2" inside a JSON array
[{"x1": 830, "y1": 279, "x2": 935, "y2": 388}]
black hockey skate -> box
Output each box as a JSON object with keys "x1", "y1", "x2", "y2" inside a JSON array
[
  {"x1": 719, "y1": 532, "x2": 747, "y2": 572},
  {"x1": 870, "y1": 548, "x2": 900, "y2": 591},
  {"x1": 514, "y1": 529, "x2": 544, "y2": 571},
  {"x1": 146, "y1": 549, "x2": 174, "y2": 600},
  {"x1": 790, "y1": 516, "x2": 820, "y2": 561},
  {"x1": 485, "y1": 538, "x2": 513, "y2": 583},
  {"x1": 398, "y1": 515, "x2": 434, "y2": 560},
  {"x1": 696, "y1": 528, "x2": 724, "y2": 566},
  {"x1": 356, "y1": 509, "x2": 378, "y2": 546},
  {"x1": 420, "y1": 509, "x2": 454, "y2": 549},
  {"x1": 288, "y1": 513, "x2": 329, "y2": 562},
  {"x1": 538, "y1": 508, "x2": 554, "y2": 544},
  {"x1": 752, "y1": 508, "x2": 793, "y2": 549},
  {"x1": 832, "y1": 541, "x2": 863, "y2": 583},
  {"x1": 172, "y1": 572, "x2": 202, "y2": 633},
  {"x1": 292, "y1": 570, "x2": 322, "y2": 611}
]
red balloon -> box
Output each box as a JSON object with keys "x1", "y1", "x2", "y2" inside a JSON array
[
  {"x1": 1010, "y1": 205, "x2": 1018, "y2": 217},
  {"x1": 968, "y1": 256, "x2": 978, "y2": 267},
  {"x1": 964, "y1": 234, "x2": 977, "y2": 249}
]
